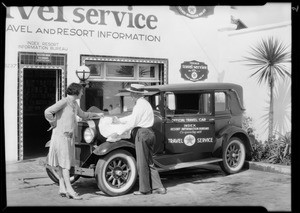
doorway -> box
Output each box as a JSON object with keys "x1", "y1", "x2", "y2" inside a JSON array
[{"x1": 22, "y1": 68, "x2": 60, "y2": 159}]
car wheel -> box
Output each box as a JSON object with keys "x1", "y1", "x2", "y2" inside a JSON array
[
  {"x1": 45, "y1": 156, "x2": 80, "y2": 185},
  {"x1": 220, "y1": 137, "x2": 246, "y2": 174},
  {"x1": 95, "y1": 150, "x2": 137, "y2": 196}
]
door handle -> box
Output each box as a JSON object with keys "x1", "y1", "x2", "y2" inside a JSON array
[{"x1": 209, "y1": 118, "x2": 214, "y2": 122}]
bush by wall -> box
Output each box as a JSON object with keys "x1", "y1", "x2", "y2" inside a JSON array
[
  {"x1": 249, "y1": 131, "x2": 291, "y2": 165},
  {"x1": 243, "y1": 114, "x2": 291, "y2": 165}
]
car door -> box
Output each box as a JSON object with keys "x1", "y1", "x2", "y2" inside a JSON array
[{"x1": 164, "y1": 91, "x2": 216, "y2": 154}]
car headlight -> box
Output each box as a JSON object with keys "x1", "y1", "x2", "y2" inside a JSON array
[{"x1": 84, "y1": 127, "x2": 95, "y2": 143}]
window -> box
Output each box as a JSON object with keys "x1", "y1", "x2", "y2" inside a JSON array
[
  {"x1": 81, "y1": 55, "x2": 167, "y2": 113},
  {"x1": 166, "y1": 92, "x2": 212, "y2": 116},
  {"x1": 20, "y1": 52, "x2": 66, "y2": 66},
  {"x1": 86, "y1": 82, "x2": 157, "y2": 115},
  {"x1": 215, "y1": 92, "x2": 227, "y2": 112},
  {"x1": 199, "y1": 93, "x2": 212, "y2": 114},
  {"x1": 85, "y1": 60, "x2": 159, "y2": 82},
  {"x1": 87, "y1": 61, "x2": 103, "y2": 76},
  {"x1": 106, "y1": 63, "x2": 134, "y2": 78},
  {"x1": 139, "y1": 64, "x2": 157, "y2": 79}
]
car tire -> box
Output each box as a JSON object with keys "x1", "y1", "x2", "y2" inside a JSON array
[
  {"x1": 45, "y1": 155, "x2": 80, "y2": 185},
  {"x1": 220, "y1": 137, "x2": 246, "y2": 174},
  {"x1": 95, "y1": 149, "x2": 137, "y2": 196}
]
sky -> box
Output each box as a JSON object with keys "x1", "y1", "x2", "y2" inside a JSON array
[{"x1": 232, "y1": 3, "x2": 291, "y2": 28}]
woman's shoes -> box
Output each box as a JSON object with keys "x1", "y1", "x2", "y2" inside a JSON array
[
  {"x1": 58, "y1": 192, "x2": 67, "y2": 197},
  {"x1": 66, "y1": 192, "x2": 83, "y2": 200},
  {"x1": 59, "y1": 189, "x2": 82, "y2": 200}
]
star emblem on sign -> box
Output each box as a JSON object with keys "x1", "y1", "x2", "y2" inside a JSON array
[{"x1": 184, "y1": 134, "x2": 195, "y2": 146}]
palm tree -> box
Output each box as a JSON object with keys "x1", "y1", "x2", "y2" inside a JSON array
[{"x1": 243, "y1": 37, "x2": 291, "y2": 142}]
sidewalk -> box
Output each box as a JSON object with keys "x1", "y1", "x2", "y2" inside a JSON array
[
  {"x1": 5, "y1": 157, "x2": 48, "y2": 179},
  {"x1": 246, "y1": 161, "x2": 291, "y2": 175}
]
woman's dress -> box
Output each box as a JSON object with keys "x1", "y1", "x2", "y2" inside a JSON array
[{"x1": 44, "y1": 97, "x2": 92, "y2": 170}]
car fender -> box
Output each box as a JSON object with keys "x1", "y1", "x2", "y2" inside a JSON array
[
  {"x1": 93, "y1": 140, "x2": 135, "y2": 156},
  {"x1": 216, "y1": 125, "x2": 252, "y2": 160}
]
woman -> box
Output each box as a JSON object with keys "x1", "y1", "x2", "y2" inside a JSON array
[{"x1": 44, "y1": 83, "x2": 103, "y2": 200}]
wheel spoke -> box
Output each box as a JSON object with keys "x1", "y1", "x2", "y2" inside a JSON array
[
  {"x1": 108, "y1": 175, "x2": 114, "y2": 181},
  {"x1": 117, "y1": 179, "x2": 121, "y2": 188},
  {"x1": 122, "y1": 174, "x2": 128, "y2": 180}
]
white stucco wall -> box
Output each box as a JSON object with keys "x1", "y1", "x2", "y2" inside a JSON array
[{"x1": 220, "y1": 21, "x2": 291, "y2": 141}]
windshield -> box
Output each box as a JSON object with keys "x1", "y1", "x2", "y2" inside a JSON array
[{"x1": 85, "y1": 81, "x2": 159, "y2": 115}]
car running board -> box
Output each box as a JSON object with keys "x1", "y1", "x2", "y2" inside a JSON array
[{"x1": 154, "y1": 157, "x2": 223, "y2": 172}]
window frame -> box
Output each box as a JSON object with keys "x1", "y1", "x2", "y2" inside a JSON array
[{"x1": 84, "y1": 57, "x2": 162, "y2": 83}]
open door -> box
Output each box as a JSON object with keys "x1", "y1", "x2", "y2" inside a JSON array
[{"x1": 23, "y1": 68, "x2": 62, "y2": 159}]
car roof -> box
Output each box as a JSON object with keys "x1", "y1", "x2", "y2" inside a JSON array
[{"x1": 144, "y1": 82, "x2": 243, "y2": 92}]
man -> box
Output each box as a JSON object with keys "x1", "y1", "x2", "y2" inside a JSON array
[{"x1": 110, "y1": 84, "x2": 167, "y2": 195}]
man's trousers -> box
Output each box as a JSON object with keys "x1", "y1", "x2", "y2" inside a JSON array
[{"x1": 135, "y1": 128, "x2": 164, "y2": 193}]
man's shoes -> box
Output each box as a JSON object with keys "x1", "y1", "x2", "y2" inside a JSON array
[
  {"x1": 133, "y1": 191, "x2": 151, "y2": 195},
  {"x1": 152, "y1": 187, "x2": 167, "y2": 194}
]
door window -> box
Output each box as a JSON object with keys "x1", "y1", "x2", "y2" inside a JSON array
[{"x1": 166, "y1": 92, "x2": 212, "y2": 115}]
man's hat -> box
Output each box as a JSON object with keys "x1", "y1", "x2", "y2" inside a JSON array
[{"x1": 125, "y1": 84, "x2": 148, "y2": 94}]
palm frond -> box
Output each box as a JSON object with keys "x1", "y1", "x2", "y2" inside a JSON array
[{"x1": 243, "y1": 36, "x2": 291, "y2": 84}]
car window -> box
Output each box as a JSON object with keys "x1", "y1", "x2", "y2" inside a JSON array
[
  {"x1": 123, "y1": 94, "x2": 160, "y2": 112},
  {"x1": 215, "y1": 92, "x2": 227, "y2": 112},
  {"x1": 199, "y1": 93, "x2": 212, "y2": 115},
  {"x1": 166, "y1": 92, "x2": 212, "y2": 115},
  {"x1": 148, "y1": 93, "x2": 161, "y2": 110}
]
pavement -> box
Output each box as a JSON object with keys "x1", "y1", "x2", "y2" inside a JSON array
[{"x1": 3, "y1": 157, "x2": 291, "y2": 210}]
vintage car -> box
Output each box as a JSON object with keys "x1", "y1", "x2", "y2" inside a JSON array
[{"x1": 44, "y1": 82, "x2": 252, "y2": 196}]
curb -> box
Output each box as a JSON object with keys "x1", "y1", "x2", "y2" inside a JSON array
[{"x1": 245, "y1": 161, "x2": 291, "y2": 175}]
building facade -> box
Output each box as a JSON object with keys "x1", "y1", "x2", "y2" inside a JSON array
[{"x1": 4, "y1": 5, "x2": 291, "y2": 162}]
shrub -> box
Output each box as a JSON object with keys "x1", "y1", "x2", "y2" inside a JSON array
[
  {"x1": 267, "y1": 132, "x2": 291, "y2": 165},
  {"x1": 249, "y1": 131, "x2": 291, "y2": 165},
  {"x1": 243, "y1": 115, "x2": 291, "y2": 165}
]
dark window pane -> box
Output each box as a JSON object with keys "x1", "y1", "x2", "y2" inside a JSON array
[
  {"x1": 107, "y1": 64, "x2": 134, "y2": 77},
  {"x1": 139, "y1": 65, "x2": 155, "y2": 78},
  {"x1": 85, "y1": 61, "x2": 102, "y2": 76}
]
